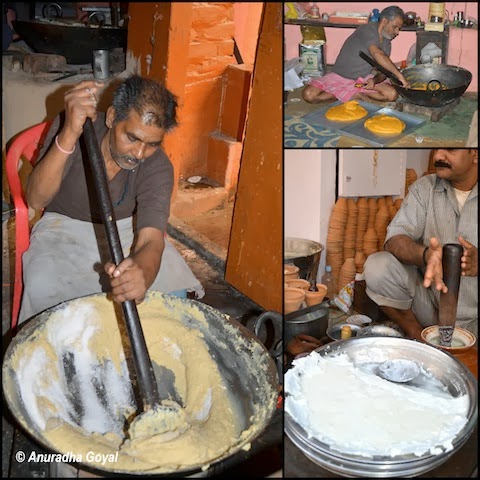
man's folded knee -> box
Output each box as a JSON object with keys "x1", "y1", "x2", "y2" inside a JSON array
[
  {"x1": 302, "y1": 86, "x2": 317, "y2": 103},
  {"x1": 364, "y1": 251, "x2": 395, "y2": 285},
  {"x1": 389, "y1": 89, "x2": 399, "y2": 101}
]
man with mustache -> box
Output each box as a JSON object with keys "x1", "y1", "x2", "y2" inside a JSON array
[
  {"x1": 19, "y1": 75, "x2": 204, "y2": 324},
  {"x1": 302, "y1": 6, "x2": 408, "y2": 104},
  {"x1": 363, "y1": 149, "x2": 478, "y2": 341}
]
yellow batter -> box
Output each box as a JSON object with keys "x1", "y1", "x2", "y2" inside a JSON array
[
  {"x1": 325, "y1": 100, "x2": 368, "y2": 122},
  {"x1": 408, "y1": 81, "x2": 447, "y2": 91},
  {"x1": 364, "y1": 114, "x2": 406, "y2": 136},
  {"x1": 7, "y1": 294, "x2": 275, "y2": 474}
]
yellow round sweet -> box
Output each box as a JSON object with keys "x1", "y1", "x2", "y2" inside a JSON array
[
  {"x1": 364, "y1": 114, "x2": 406, "y2": 136},
  {"x1": 325, "y1": 100, "x2": 368, "y2": 122}
]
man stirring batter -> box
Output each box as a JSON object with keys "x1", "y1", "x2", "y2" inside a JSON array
[
  {"x1": 20, "y1": 75, "x2": 204, "y2": 324},
  {"x1": 302, "y1": 6, "x2": 409, "y2": 104},
  {"x1": 364, "y1": 149, "x2": 478, "y2": 341}
]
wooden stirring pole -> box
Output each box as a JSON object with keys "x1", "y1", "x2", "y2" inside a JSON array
[{"x1": 438, "y1": 244, "x2": 463, "y2": 347}]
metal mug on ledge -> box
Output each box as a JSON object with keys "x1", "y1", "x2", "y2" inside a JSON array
[{"x1": 93, "y1": 49, "x2": 110, "y2": 81}]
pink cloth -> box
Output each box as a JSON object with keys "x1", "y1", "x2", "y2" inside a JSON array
[{"x1": 309, "y1": 72, "x2": 380, "y2": 103}]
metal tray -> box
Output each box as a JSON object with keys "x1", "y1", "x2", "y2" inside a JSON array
[
  {"x1": 300, "y1": 100, "x2": 382, "y2": 131},
  {"x1": 300, "y1": 102, "x2": 426, "y2": 147},
  {"x1": 342, "y1": 107, "x2": 426, "y2": 147}
]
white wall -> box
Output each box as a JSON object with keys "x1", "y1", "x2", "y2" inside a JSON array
[
  {"x1": 339, "y1": 149, "x2": 407, "y2": 197},
  {"x1": 285, "y1": 149, "x2": 336, "y2": 281},
  {"x1": 2, "y1": 72, "x2": 122, "y2": 143}
]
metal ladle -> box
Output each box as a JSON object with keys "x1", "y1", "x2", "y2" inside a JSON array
[
  {"x1": 427, "y1": 79, "x2": 442, "y2": 92},
  {"x1": 376, "y1": 359, "x2": 420, "y2": 383}
]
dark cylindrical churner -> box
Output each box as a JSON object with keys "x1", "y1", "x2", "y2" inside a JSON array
[{"x1": 438, "y1": 243, "x2": 463, "y2": 346}]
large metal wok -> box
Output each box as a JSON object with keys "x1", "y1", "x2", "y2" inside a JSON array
[
  {"x1": 395, "y1": 64, "x2": 472, "y2": 107},
  {"x1": 12, "y1": 19, "x2": 127, "y2": 64},
  {"x1": 360, "y1": 52, "x2": 472, "y2": 108},
  {"x1": 2, "y1": 292, "x2": 279, "y2": 476}
]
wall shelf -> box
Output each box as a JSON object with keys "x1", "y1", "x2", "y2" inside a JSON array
[{"x1": 284, "y1": 18, "x2": 418, "y2": 31}]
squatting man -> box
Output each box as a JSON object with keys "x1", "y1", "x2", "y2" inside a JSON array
[{"x1": 364, "y1": 149, "x2": 478, "y2": 342}]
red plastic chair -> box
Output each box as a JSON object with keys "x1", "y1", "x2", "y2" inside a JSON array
[{"x1": 5, "y1": 121, "x2": 52, "y2": 331}]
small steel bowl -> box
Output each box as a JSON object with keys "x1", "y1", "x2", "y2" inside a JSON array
[
  {"x1": 421, "y1": 325, "x2": 476, "y2": 352},
  {"x1": 358, "y1": 324, "x2": 403, "y2": 338},
  {"x1": 326, "y1": 323, "x2": 363, "y2": 341}
]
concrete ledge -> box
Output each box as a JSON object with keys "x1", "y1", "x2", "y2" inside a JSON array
[
  {"x1": 171, "y1": 186, "x2": 228, "y2": 218},
  {"x1": 23, "y1": 53, "x2": 67, "y2": 75},
  {"x1": 207, "y1": 133, "x2": 242, "y2": 196},
  {"x1": 167, "y1": 215, "x2": 226, "y2": 271}
]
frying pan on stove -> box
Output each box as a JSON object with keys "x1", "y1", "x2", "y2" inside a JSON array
[
  {"x1": 395, "y1": 64, "x2": 472, "y2": 107},
  {"x1": 359, "y1": 51, "x2": 472, "y2": 107}
]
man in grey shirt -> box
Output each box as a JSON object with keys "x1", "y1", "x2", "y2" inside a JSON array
[
  {"x1": 19, "y1": 75, "x2": 204, "y2": 325},
  {"x1": 303, "y1": 6, "x2": 408, "y2": 104},
  {"x1": 363, "y1": 149, "x2": 478, "y2": 340}
]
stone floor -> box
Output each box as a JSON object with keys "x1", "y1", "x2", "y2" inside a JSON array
[{"x1": 1, "y1": 205, "x2": 282, "y2": 478}]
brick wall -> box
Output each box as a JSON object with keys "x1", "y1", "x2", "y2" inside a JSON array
[
  {"x1": 127, "y1": 3, "x2": 261, "y2": 197},
  {"x1": 177, "y1": 3, "x2": 236, "y2": 177}
]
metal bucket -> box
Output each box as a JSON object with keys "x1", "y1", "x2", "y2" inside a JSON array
[
  {"x1": 2, "y1": 292, "x2": 279, "y2": 476},
  {"x1": 284, "y1": 237, "x2": 324, "y2": 283},
  {"x1": 284, "y1": 302, "x2": 329, "y2": 345}
]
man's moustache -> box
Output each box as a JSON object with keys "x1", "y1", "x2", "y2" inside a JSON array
[{"x1": 434, "y1": 161, "x2": 451, "y2": 169}]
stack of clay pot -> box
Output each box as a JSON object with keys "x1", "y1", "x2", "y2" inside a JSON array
[
  {"x1": 375, "y1": 198, "x2": 390, "y2": 251},
  {"x1": 343, "y1": 199, "x2": 357, "y2": 261},
  {"x1": 354, "y1": 250, "x2": 367, "y2": 274},
  {"x1": 354, "y1": 197, "x2": 369, "y2": 273},
  {"x1": 326, "y1": 194, "x2": 409, "y2": 280},
  {"x1": 285, "y1": 278, "x2": 310, "y2": 291},
  {"x1": 405, "y1": 168, "x2": 417, "y2": 196},
  {"x1": 337, "y1": 258, "x2": 356, "y2": 291},
  {"x1": 326, "y1": 197, "x2": 348, "y2": 284},
  {"x1": 285, "y1": 287, "x2": 305, "y2": 314},
  {"x1": 386, "y1": 195, "x2": 397, "y2": 220},
  {"x1": 284, "y1": 263, "x2": 300, "y2": 281},
  {"x1": 363, "y1": 198, "x2": 379, "y2": 257}
]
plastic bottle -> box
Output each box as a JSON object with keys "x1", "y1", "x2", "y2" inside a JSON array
[{"x1": 320, "y1": 265, "x2": 337, "y2": 301}]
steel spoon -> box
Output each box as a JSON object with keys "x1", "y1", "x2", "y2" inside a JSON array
[{"x1": 376, "y1": 359, "x2": 420, "y2": 383}]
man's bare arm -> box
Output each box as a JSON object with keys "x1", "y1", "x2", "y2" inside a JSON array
[
  {"x1": 384, "y1": 234, "x2": 425, "y2": 266},
  {"x1": 385, "y1": 234, "x2": 447, "y2": 292},
  {"x1": 368, "y1": 44, "x2": 408, "y2": 86},
  {"x1": 26, "y1": 80, "x2": 102, "y2": 210}
]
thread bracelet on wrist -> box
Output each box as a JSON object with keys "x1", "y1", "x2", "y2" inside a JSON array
[{"x1": 55, "y1": 135, "x2": 76, "y2": 155}]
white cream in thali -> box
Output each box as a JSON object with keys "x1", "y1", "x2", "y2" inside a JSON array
[{"x1": 285, "y1": 351, "x2": 469, "y2": 458}]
